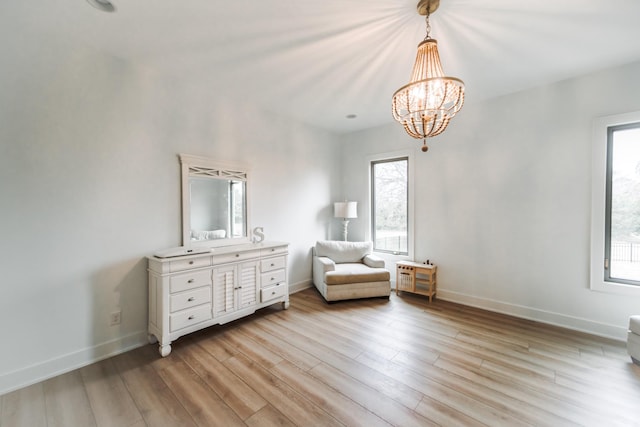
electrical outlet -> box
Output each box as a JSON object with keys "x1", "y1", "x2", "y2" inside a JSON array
[{"x1": 110, "y1": 311, "x2": 121, "y2": 326}]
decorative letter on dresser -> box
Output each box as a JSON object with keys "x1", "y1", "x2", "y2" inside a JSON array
[{"x1": 147, "y1": 242, "x2": 289, "y2": 356}]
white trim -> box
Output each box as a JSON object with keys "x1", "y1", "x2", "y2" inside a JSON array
[
  {"x1": 366, "y1": 149, "x2": 415, "y2": 262},
  {"x1": 0, "y1": 331, "x2": 148, "y2": 395},
  {"x1": 0, "y1": 281, "x2": 309, "y2": 395},
  {"x1": 289, "y1": 279, "x2": 312, "y2": 294},
  {"x1": 590, "y1": 111, "x2": 640, "y2": 296},
  {"x1": 437, "y1": 289, "x2": 627, "y2": 341}
]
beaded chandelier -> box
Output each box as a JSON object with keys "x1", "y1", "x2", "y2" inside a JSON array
[{"x1": 392, "y1": 0, "x2": 465, "y2": 152}]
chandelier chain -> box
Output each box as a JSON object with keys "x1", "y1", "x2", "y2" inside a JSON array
[{"x1": 424, "y1": 8, "x2": 431, "y2": 39}]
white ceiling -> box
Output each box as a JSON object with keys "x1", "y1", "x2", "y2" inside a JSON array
[{"x1": 4, "y1": 0, "x2": 640, "y2": 133}]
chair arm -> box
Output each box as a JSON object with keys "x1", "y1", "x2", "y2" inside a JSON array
[
  {"x1": 363, "y1": 254, "x2": 385, "y2": 268},
  {"x1": 315, "y1": 256, "x2": 336, "y2": 272},
  {"x1": 313, "y1": 256, "x2": 335, "y2": 286}
]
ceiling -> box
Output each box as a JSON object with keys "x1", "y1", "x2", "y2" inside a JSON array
[{"x1": 4, "y1": 0, "x2": 640, "y2": 133}]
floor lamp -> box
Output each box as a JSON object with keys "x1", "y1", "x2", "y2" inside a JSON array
[{"x1": 334, "y1": 201, "x2": 357, "y2": 241}]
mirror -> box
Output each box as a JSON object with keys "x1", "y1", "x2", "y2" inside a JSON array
[{"x1": 179, "y1": 154, "x2": 250, "y2": 248}]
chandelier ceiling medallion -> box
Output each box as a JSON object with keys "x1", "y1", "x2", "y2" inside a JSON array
[{"x1": 392, "y1": 0, "x2": 465, "y2": 152}]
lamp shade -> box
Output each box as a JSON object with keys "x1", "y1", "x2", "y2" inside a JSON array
[{"x1": 334, "y1": 201, "x2": 357, "y2": 219}]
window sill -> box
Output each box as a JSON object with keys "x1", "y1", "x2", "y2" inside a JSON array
[{"x1": 590, "y1": 279, "x2": 640, "y2": 296}]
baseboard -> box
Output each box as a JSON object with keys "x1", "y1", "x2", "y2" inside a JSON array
[
  {"x1": 1, "y1": 281, "x2": 314, "y2": 396},
  {"x1": 5, "y1": 285, "x2": 622, "y2": 395},
  {"x1": 289, "y1": 279, "x2": 313, "y2": 294},
  {"x1": 437, "y1": 289, "x2": 627, "y2": 341},
  {"x1": 0, "y1": 331, "x2": 148, "y2": 396}
]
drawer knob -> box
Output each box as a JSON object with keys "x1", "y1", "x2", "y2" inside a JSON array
[
  {"x1": 272, "y1": 291, "x2": 276, "y2": 295},
  {"x1": 189, "y1": 261, "x2": 194, "y2": 265},
  {"x1": 235, "y1": 254, "x2": 240, "y2": 257},
  {"x1": 188, "y1": 315, "x2": 195, "y2": 320},
  {"x1": 188, "y1": 279, "x2": 194, "y2": 283},
  {"x1": 270, "y1": 263, "x2": 275, "y2": 267},
  {"x1": 188, "y1": 297, "x2": 195, "y2": 302}
]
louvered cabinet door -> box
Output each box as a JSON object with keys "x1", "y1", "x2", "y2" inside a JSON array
[
  {"x1": 238, "y1": 260, "x2": 259, "y2": 309},
  {"x1": 213, "y1": 264, "x2": 237, "y2": 317}
]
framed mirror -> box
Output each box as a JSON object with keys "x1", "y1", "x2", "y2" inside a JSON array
[{"x1": 179, "y1": 154, "x2": 250, "y2": 248}]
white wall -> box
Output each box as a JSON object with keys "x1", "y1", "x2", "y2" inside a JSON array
[
  {"x1": 341, "y1": 60, "x2": 640, "y2": 340},
  {"x1": 0, "y1": 39, "x2": 340, "y2": 393},
  {"x1": 4, "y1": 27, "x2": 638, "y2": 397}
]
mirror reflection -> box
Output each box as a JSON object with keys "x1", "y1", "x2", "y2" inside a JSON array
[{"x1": 189, "y1": 177, "x2": 246, "y2": 241}]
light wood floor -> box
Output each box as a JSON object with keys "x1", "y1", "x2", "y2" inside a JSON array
[{"x1": 2, "y1": 288, "x2": 639, "y2": 427}]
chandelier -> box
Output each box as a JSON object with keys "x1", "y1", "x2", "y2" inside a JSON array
[{"x1": 392, "y1": 0, "x2": 465, "y2": 152}]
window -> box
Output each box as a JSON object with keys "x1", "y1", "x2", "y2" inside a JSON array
[
  {"x1": 604, "y1": 123, "x2": 640, "y2": 285},
  {"x1": 229, "y1": 180, "x2": 246, "y2": 238},
  {"x1": 591, "y1": 111, "x2": 640, "y2": 295},
  {"x1": 371, "y1": 157, "x2": 409, "y2": 255}
]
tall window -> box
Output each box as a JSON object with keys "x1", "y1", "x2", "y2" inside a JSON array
[
  {"x1": 371, "y1": 157, "x2": 408, "y2": 255},
  {"x1": 604, "y1": 123, "x2": 640, "y2": 285}
]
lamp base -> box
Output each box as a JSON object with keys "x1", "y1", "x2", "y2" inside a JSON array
[{"x1": 342, "y1": 219, "x2": 350, "y2": 242}]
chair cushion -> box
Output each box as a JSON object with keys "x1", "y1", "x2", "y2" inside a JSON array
[
  {"x1": 629, "y1": 315, "x2": 640, "y2": 335},
  {"x1": 325, "y1": 263, "x2": 390, "y2": 285},
  {"x1": 315, "y1": 240, "x2": 372, "y2": 264}
]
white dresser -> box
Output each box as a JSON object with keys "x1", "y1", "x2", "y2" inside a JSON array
[{"x1": 147, "y1": 241, "x2": 289, "y2": 356}]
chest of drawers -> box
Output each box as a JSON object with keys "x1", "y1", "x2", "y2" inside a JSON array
[{"x1": 148, "y1": 242, "x2": 289, "y2": 356}]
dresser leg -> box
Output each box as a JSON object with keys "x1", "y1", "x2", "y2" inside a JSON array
[
  {"x1": 159, "y1": 344, "x2": 172, "y2": 357},
  {"x1": 282, "y1": 301, "x2": 290, "y2": 310}
]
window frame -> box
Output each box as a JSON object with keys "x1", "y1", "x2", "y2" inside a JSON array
[
  {"x1": 367, "y1": 150, "x2": 414, "y2": 260},
  {"x1": 604, "y1": 122, "x2": 640, "y2": 286},
  {"x1": 590, "y1": 111, "x2": 640, "y2": 295}
]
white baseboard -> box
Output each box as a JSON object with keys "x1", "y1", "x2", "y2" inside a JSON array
[
  {"x1": 0, "y1": 331, "x2": 148, "y2": 396},
  {"x1": 290, "y1": 279, "x2": 313, "y2": 294},
  {"x1": 437, "y1": 289, "x2": 627, "y2": 341},
  {"x1": 5, "y1": 284, "x2": 622, "y2": 395},
  {"x1": 1, "y1": 281, "x2": 314, "y2": 396}
]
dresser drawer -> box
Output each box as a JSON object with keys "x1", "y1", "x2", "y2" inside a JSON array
[
  {"x1": 170, "y1": 269, "x2": 212, "y2": 293},
  {"x1": 261, "y1": 256, "x2": 286, "y2": 273},
  {"x1": 261, "y1": 283, "x2": 286, "y2": 302},
  {"x1": 212, "y1": 249, "x2": 260, "y2": 265},
  {"x1": 169, "y1": 256, "x2": 211, "y2": 272},
  {"x1": 170, "y1": 304, "x2": 212, "y2": 332},
  {"x1": 261, "y1": 269, "x2": 286, "y2": 288},
  {"x1": 170, "y1": 286, "x2": 211, "y2": 313},
  {"x1": 261, "y1": 246, "x2": 287, "y2": 257}
]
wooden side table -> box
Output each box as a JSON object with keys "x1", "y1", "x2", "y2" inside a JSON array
[{"x1": 396, "y1": 261, "x2": 437, "y2": 302}]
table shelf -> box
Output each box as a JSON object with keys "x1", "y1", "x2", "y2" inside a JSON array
[{"x1": 396, "y1": 261, "x2": 437, "y2": 302}]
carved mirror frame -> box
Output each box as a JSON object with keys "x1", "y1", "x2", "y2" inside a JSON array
[{"x1": 179, "y1": 154, "x2": 251, "y2": 248}]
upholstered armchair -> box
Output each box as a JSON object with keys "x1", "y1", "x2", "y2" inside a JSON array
[{"x1": 312, "y1": 240, "x2": 391, "y2": 302}]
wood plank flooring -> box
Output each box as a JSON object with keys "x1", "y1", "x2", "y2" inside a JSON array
[{"x1": 2, "y1": 288, "x2": 639, "y2": 426}]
